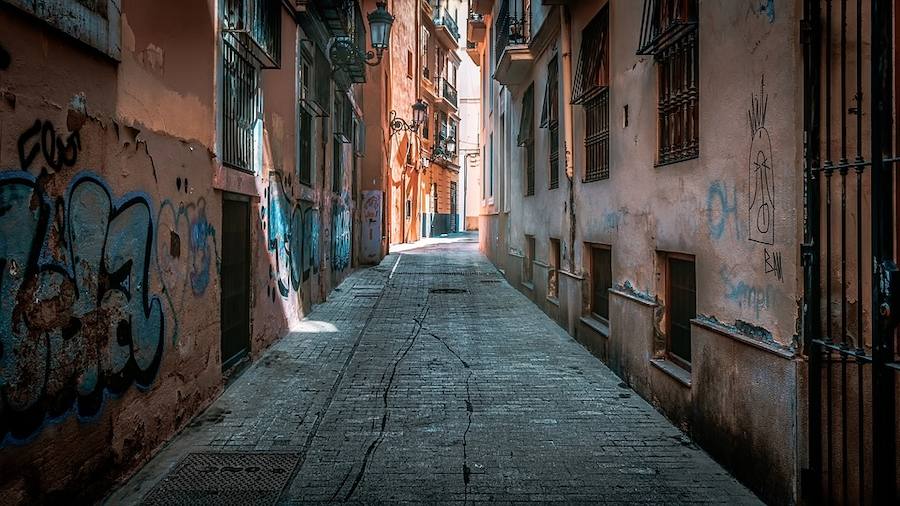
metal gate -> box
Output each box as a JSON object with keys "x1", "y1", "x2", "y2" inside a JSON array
[
  {"x1": 802, "y1": 0, "x2": 898, "y2": 503},
  {"x1": 450, "y1": 181, "x2": 458, "y2": 233},
  {"x1": 221, "y1": 194, "x2": 251, "y2": 371}
]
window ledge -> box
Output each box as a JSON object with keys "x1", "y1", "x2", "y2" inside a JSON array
[
  {"x1": 533, "y1": 260, "x2": 550, "y2": 268},
  {"x1": 559, "y1": 269, "x2": 584, "y2": 280},
  {"x1": 608, "y1": 287, "x2": 657, "y2": 308},
  {"x1": 547, "y1": 296, "x2": 560, "y2": 307},
  {"x1": 650, "y1": 359, "x2": 691, "y2": 388},
  {"x1": 522, "y1": 281, "x2": 534, "y2": 291},
  {"x1": 579, "y1": 316, "x2": 609, "y2": 337}
]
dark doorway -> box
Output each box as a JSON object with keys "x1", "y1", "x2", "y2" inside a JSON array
[{"x1": 221, "y1": 194, "x2": 251, "y2": 371}]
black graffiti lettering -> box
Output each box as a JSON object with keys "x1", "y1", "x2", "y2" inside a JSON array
[{"x1": 17, "y1": 119, "x2": 81, "y2": 172}]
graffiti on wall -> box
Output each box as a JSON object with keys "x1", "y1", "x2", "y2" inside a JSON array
[
  {"x1": 706, "y1": 180, "x2": 742, "y2": 241},
  {"x1": 156, "y1": 181, "x2": 219, "y2": 342},
  {"x1": 331, "y1": 194, "x2": 351, "y2": 271},
  {"x1": 720, "y1": 267, "x2": 774, "y2": 318},
  {"x1": 0, "y1": 171, "x2": 165, "y2": 441},
  {"x1": 18, "y1": 119, "x2": 81, "y2": 173},
  {"x1": 748, "y1": 77, "x2": 775, "y2": 245},
  {"x1": 361, "y1": 191, "x2": 382, "y2": 264},
  {"x1": 265, "y1": 175, "x2": 318, "y2": 299}
]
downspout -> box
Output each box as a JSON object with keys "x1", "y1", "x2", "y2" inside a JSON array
[{"x1": 560, "y1": 5, "x2": 576, "y2": 272}]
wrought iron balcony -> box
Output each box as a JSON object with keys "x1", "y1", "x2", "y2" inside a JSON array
[
  {"x1": 493, "y1": 0, "x2": 533, "y2": 85},
  {"x1": 441, "y1": 78, "x2": 458, "y2": 108},
  {"x1": 495, "y1": 0, "x2": 530, "y2": 66},
  {"x1": 433, "y1": 8, "x2": 460, "y2": 42},
  {"x1": 224, "y1": 0, "x2": 282, "y2": 67}
]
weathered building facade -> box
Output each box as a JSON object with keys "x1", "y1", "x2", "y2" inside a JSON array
[
  {"x1": 0, "y1": 0, "x2": 385, "y2": 501},
  {"x1": 383, "y1": 0, "x2": 463, "y2": 245},
  {"x1": 470, "y1": 0, "x2": 899, "y2": 504}
]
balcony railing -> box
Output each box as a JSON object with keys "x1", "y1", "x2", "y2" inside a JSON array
[
  {"x1": 224, "y1": 0, "x2": 281, "y2": 67},
  {"x1": 434, "y1": 8, "x2": 461, "y2": 41},
  {"x1": 442, "y1": 78, "x2": 458, "y2": 108},
  {"x1": 495, "y1": 0, "x2": 530, "y2": 66}
]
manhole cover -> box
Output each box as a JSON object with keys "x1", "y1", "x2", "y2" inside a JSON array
[
  {"x1": 141, "y1": 452, "x2": 299, "y2": 506},
  {"x1": 430, "y1": 288, "x2": 468, "y2": 294}
]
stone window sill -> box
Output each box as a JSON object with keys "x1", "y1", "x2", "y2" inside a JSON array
[
  {"x1": 579, "y1": 315, "x2": 609, "y2": 337},
  {"x1": 522, "y1": 281, "x2": 534, "y2": 291},
  {"x1": 547, "y1": 296, "x2": 559, "y2": 306},
  {"x1": 650, "y1": 358, "x2": 692, "y2": 388}
]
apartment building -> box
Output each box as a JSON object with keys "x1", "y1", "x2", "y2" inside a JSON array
[{"x1": 469, "y1": 0, "x2": 900, "y2": 504}]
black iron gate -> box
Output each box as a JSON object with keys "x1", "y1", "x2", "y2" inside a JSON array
[
  {"x1": 221, "y1": 194, "x2": 251, "y2": 371},
  {"x1": 803, "y1": 0, "x2": 898, "y2": 503}
]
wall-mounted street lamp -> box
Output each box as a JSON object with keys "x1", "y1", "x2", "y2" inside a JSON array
[
  {"x1": 390, "y1": 99, "x2": 428, "y2": 136},
  {"x1": 329, "y1": 1, "x2": 395, "y2": 71}
]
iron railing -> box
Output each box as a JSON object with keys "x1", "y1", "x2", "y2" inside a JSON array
[
  {"x1": 441, "y1": 78, "x2": 458, "y2": 107},
  {"x1": 224, "y1": 0, "x2": 281, "y2": 67},
  {"x1": 584, "y1": 88, "x2": 610, "y2": 182},
  {"x1": 636, "y1": 0, "x2": 697, "y2": 56},
  {"x1": 434, "y1": 8, "x2": 461, "y2": 41},
  {"x1": 803, "y1": 0, "x2": 899, "y2": 503},
  {"x1": 494, "y1": 0, "x2": 530, "y2": 66}
]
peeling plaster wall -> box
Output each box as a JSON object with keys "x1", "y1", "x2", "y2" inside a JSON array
[
  {"x1": 0, "y1": 2, "x2": 363, "y2": 502},
  {"x1": 480, "y1": 1, "x2": 803, "y2": 503},
  {"x1": 0, "y1": 2, "x2": 221, "y2": 502}
]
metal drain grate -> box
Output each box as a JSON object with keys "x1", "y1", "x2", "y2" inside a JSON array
[
  {"x1": 430, "y1": 288, "x2": 468, "y2": 294},
  {"x1": 141, "y1": 452, "x2": 299, "y2": 506}
]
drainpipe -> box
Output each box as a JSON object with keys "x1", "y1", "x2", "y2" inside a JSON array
[{"x1": 560, "y1": 5, "x2": 576, "y2": 272}]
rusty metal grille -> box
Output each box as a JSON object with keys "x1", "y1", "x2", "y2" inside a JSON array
[
  {"x1": 802, "y1": 0, "x2": 899, "y2": 503},
  {"x1": 584, "y1": 89, "x2": 610, "y2": 182},
  {"x1": 666, "y1": 255, "x2": 695, "y2": 368},
  {"x1": 656, "y1": 30, "x2": 698, "y2": 166},
  {"x1": 590, "y1": 245, "x2": 611, "y2": 321},
  {"x1": 141, "y1": 452, "x2": 299, "y2": 506},
  {"x1": 223, "y1": 36, "x2": 259, "y2": 173}
]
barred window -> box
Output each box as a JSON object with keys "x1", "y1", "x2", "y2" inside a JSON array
[
  {"x1": 518, "y1": 83, "x2": 536, "y2": 196},
  {"x1": 298, "y1": 109, "x2": 312, "y2": 185},
  {"x1": 584, "y1": 90, "x2": 610, "y2": 181},
  {"x1": 222, "y1": 35, "x2": 260, "y2": 173},
  {"x1": 637, "y1": 0, "x2": 699, "y2": 166},
  {"x1": 573, "y1": 5, "x2": 610, "y2": 182},
  {"x1": 541, "y1": 56, "x2": 560, "y2": 190}
]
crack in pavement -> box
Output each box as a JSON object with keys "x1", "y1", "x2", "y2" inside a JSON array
[{"x1": 341, "y1": 302, "x2": 432, "y2": 501}]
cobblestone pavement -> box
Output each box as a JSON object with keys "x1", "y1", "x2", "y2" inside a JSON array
[{"x1": 109, "y1": 234, "x2": 761, "y2": 505}]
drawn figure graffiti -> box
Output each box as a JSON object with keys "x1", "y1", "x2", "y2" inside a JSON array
[
  {"x1": 748, "y1": 77, "x2": 775, "y2": 245},
  {"x1": 0, "y1": 171, "x2": 165, "y2": 442}
]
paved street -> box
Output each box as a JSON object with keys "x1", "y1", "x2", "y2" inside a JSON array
[{"x1": 109, "y1": 234, "x2": 760, "y2": 505}]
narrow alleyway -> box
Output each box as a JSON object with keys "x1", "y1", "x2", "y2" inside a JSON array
[{"x1": 109, "y1": 234, "x2": 759, "y2": 505}]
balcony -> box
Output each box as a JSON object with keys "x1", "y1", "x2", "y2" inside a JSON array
[
  {"x1": 466, "y1": 40, "x2": 481, "y2": 65},
  {"x1": 493, "y1": 0, "x2": 533, "y2": 86},
  {"x1": 470, "y1": 0, "x2": 494, "y2": 15},
  {"x1": 224, "y1": 0, "x2": 282, "y2": 68},
  {"x1": 441, "y1": 78, "x2": 458, "y2": 109},
  {"x1": 432, "y1": 8, "x2": 460, "y2": 48},
  {"x1": 467, "y1": 10, "x2": 486, "y2": 43}
]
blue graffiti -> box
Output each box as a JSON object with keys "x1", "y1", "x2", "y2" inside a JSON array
[
  {"x1": 0, "y1": 171, "x2": 165, "y2": 442},
  {"x1": 266, "y1": 176, "x2": 318, "y2": 298},
  {"x1": 332, "y1": 197, "x2": 351, "y2": 271},
  {"x1": 720, "y1": 267, "x2": 773, "y2": 318},
  {"x1": 706, "y1": 180, "x2": 742, "y2": 240},
  {"x1": 156, "y1": 197, "x2": 218, "y2": 343}
]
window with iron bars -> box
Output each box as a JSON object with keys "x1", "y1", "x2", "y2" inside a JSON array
[
  {"x1": 584, "y1": 90, "x2": 610, "y2": 181},
  {"x1": 222, "y1": 35, "x2": 260, "y2": 173},
  {"x1": 573, "y1": 5, "x2": 610, "y2": 182},
  {"x1": 542, "y1": 56, "x2": 560, "y2": 190},
  {"x1": 637, "y1": 0, "x2": 699, "y2": 166},
  {"x1": 518, "y1": 83, "x2": 535, "y2": 196}
]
